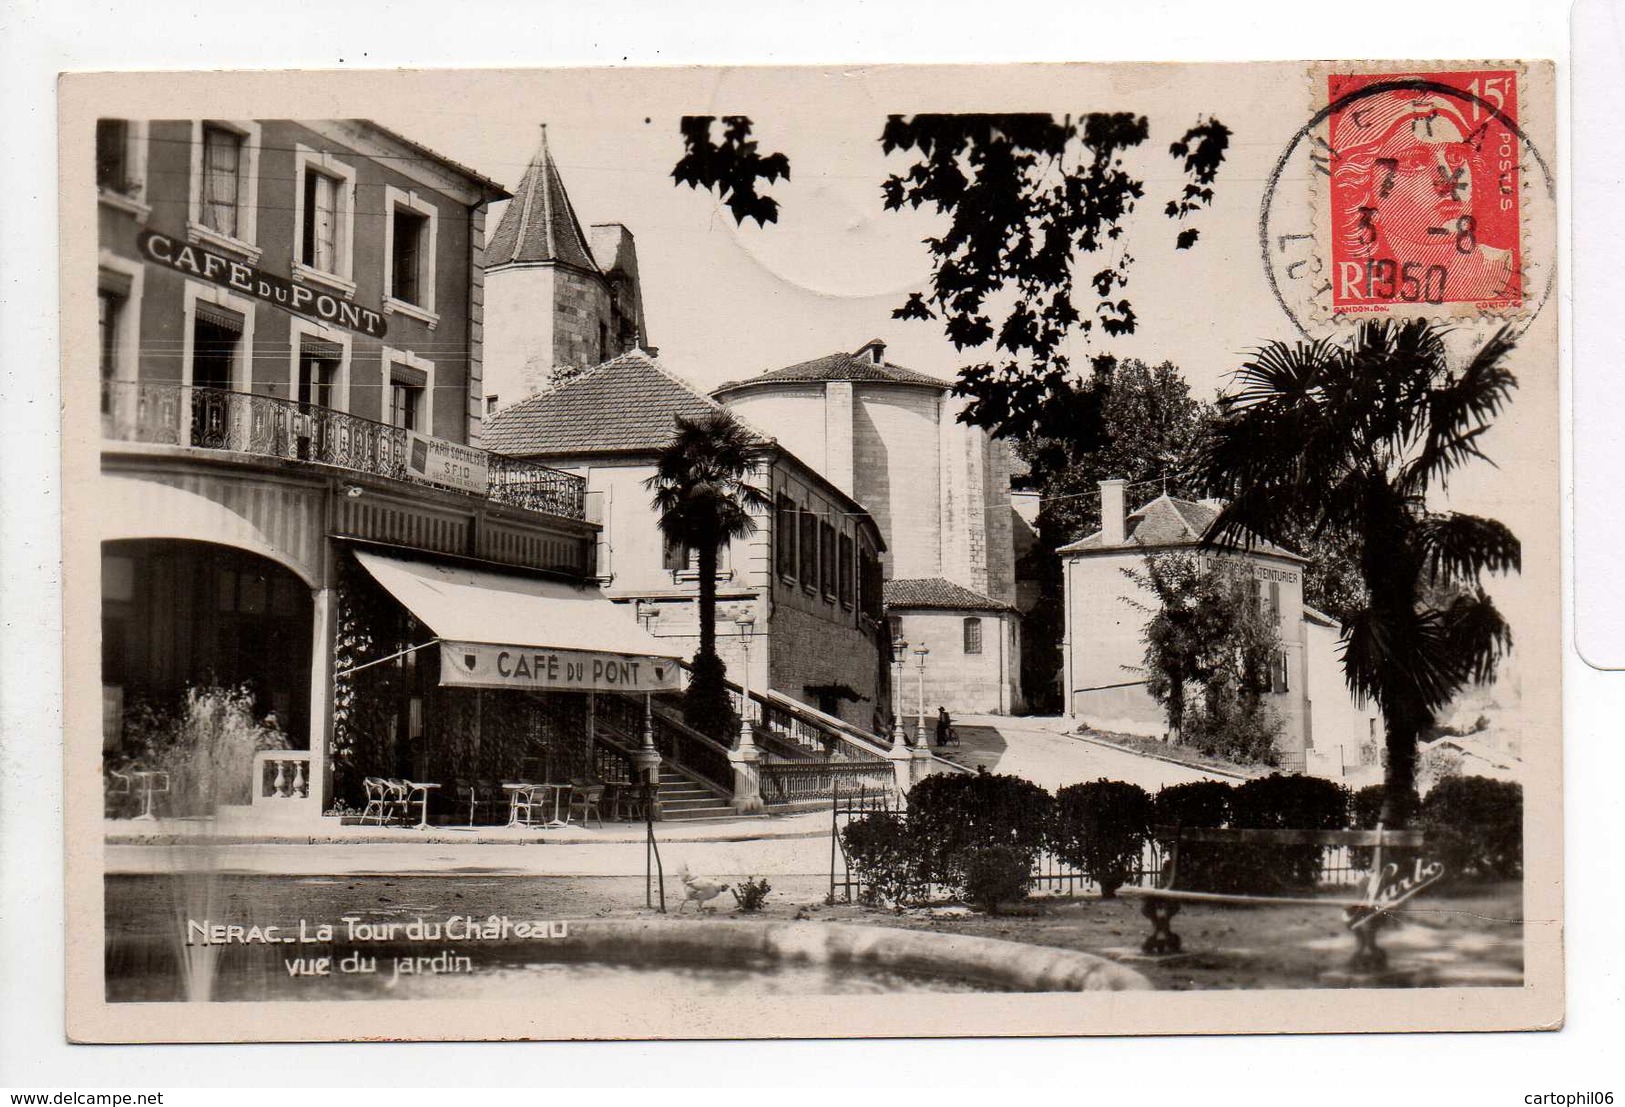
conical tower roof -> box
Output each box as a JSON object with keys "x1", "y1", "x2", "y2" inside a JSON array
[{"x1": 486, "y1": 125, "x2": 600, "y2": 273}]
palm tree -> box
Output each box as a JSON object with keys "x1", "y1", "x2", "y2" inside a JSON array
[
  {"x1": 1194, "y1": 319, "x2": 1521, "y2": 825},
  {"x1": 646, "y1": 411, "x2": 772, "y2": 741}
]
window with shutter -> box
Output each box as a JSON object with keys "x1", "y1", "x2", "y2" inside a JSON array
[
  {"x1": 303, "y1": 170, "x2": 341, "y2": 271},
  {"x1": 775, "y1": 495, "x2": 797, "y2": 580}
]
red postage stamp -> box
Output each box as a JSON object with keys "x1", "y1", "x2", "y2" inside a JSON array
[{"x1": 1324, "y1": 69, "x2": 1522, "y2": 314}]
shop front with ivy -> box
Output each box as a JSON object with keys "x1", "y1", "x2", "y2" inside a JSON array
[{"x1": 328, "y1": 547, "x2": 685, "y2": 822}]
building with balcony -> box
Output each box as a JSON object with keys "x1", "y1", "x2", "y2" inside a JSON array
[
  {"x1": 481, "y1": 351, "x2": 893, "y2": 736},
  {"x1": 94, "y1": 117, "x2": 692, "y2": 822},
  {"x1": 712, "y1": 340, "x2": 1022, "y2": 716}
]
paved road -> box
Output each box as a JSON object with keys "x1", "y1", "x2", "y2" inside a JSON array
[{"x1": 940, "y1": 715, "x2": 1234, "y2": 793}]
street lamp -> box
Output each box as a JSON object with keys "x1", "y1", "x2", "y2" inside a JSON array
[
  {"x1": 890, "y1": 634, "x2": 909, "y2": 746},
  {"x1": 912, "y1": 644, "x2": 931, "y2": 748},
  {"x1": 735, "y1": 610, "x2": 756, "y2": 750}
]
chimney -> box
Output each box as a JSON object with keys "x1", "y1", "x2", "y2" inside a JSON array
[
  {"x1": 1100, "y1": 479, "x2": 1128, "y2": 546},
  {"x1": 856, "y1": 338, "x2": 886, "y2": 365}
]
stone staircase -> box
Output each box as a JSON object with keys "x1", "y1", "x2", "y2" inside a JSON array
[{"x1": 654, "y1": 766, "x2": 749, "y2": 821}]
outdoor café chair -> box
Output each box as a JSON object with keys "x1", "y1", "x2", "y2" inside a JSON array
[
  {"x1": 567, "y1": 783, "x2": 605, "y2": 828},
  {"x1": 360, "y1": 777, "x2": 388, "y2": 824},
  {"x1": 383, "y1": 778, "x2": 412, "y2": 825}
]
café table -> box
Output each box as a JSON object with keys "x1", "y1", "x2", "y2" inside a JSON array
[
  {"x1": 402, "y1": 780, "x2": 439, "y2": 829},
  {"x1": 530, "y1": 782, "x2": 572, "y2": 829},
  {"x1": 128, "y1": 770, "x2": 169, "y2": 822}
]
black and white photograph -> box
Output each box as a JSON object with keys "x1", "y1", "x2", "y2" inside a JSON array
[{"x1": 57, "y1": 58, "x2": 1560, "y2": 1043}]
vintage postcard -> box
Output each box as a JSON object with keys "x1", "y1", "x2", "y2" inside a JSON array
[{"x1": 60, "y1": 60, "x2": 1560, "y2": 1042}]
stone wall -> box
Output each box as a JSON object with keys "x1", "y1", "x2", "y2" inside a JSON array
[
  {"x1": 892, "y1": 609, "x2": 1017, "y2": 719},
  {"x1": 853, "y1": 384, "x2": 942, "y2": 579}
]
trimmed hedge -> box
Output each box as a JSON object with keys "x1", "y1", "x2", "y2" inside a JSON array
[
  {"x1": 1052, "y1": 780, "x2": 1152, "y2": 898},
  {"x1": 841, "y1": 770, "x2": 1519, "y2": 908},
  {"x1": 905, "y1": 771, "x2": 1052, "y2": 891},
  {"x1": 1419, "y1": 777, "x2": 1522, "y2": 881}
]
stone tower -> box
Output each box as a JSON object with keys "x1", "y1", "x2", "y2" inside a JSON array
[{"x1": 482, "y1": 126, "x2": 647, "y2": 413}]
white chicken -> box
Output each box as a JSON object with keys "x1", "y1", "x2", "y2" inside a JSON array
[{"x1": 675, "y1": 864, "x2": 730, "y2": 914}]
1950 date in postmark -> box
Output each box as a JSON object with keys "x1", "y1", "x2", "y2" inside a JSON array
[{"x1": 1324, "y1": 68, "x2": 1522, "y2": 314}]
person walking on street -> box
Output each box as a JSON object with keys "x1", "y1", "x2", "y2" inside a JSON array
[{"x1": 935, "y1": 706, "x2": 953, "y2": 749}]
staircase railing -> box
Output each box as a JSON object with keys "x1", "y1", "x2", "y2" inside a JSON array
[
  {"x1": 759, "y1": 761, "x2": 896, "y2": 805},
  {"x1": 595, "y1": 694, "x2": 734, "y2": 797},
  {"x1": 746, "y1": 688, "x2": 894, "y2": 764}
]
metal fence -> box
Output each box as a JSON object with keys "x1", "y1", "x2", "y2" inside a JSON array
[
  {"x1": 830, "y1": 798, "x2": 1381, "y2": 906},
  {"x1": 103, "y1": 382, "x2": 586, "y2": 520}
]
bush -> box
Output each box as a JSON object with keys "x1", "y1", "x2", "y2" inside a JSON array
[
  {"x1": 1180, "y1": 699, "x2": 1283, "y2": 767},
  {"x1": 841, "y1": 812, "x2": 928, "y2": 906},
  {"x1": 906, "y1": 772, "x2": 1052, "y2": 889},
  {"x1": 682, "y1": 653, "x2": 741, "y2": 744},
  {"x1": 1152, "y1": 780, "x2": 1234, "y2": 830},
  {"x1": 1419, "y1": 777, "x2": 1522, "y2": 882},
  {"x1": 1226, "y1": 774, "x2": 1351, "y2": 892},
  {"x1": 1052, "y1": 780, "x2": 1152, "y2": 898},
  {"x1": 1149, "y1": 780, "x2": 1233, "y2": 889},
  {"x1": 960, "y1": 845, "x2": 1032, "y2": 915},
  {"x1": 731, "y1": 877, "x2": 772, "y2": 912},
  {"x1": 1348, "y1": 783, "x2": 1388, "y2": 869}
]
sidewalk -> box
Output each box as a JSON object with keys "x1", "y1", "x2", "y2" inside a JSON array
[{"x1": 104, "y1": 809, "x2": 839, "y2": 878}]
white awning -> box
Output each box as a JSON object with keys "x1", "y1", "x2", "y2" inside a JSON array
[{"x1": 353, "y1": 550, "x2": 684, "y2": 693}]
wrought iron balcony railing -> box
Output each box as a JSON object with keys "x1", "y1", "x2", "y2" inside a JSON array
[{"x1": 101, "y1": 382, "x2": 586, "y2": 521}]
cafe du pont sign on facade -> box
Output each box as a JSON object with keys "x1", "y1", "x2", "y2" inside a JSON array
[
  {"x1": 438, "y1": 642, "x2": 682, "y2": 694},
  {"x1": 139, "y1": 230, "x2": 388, "y2": 338}
]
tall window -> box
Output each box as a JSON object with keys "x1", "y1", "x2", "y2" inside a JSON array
[
  {"x1": 98, "y1": 291, "x2": 122, "y2": 413},
  {"x1": 96, "y1": 120, "x2": 129, "y2": 192},
  {"x1": 390, "y1": 208, "x2": 428, "y2": 304},
  {"x1": 819, "y1": 521, "x2": 836, "y2": 598},
  {"x1": 1266, "y1": 580, "x2": 1281, "y2": 626},
  {"x1": 302, "y1": 169, "x2": 342, "y2": 272},
  {"x1": 963, "y1": 617, "x2": 983, "y2": 655},
  {"x1": 390, "y1": 380, "x2": 422, "y2": 431},
  {"x1": 775, "y1": 494, "x2": 797, "y2": 580},
  {"x1": 201, "y1": 124, "x2": 244, "y2": 239},
  {"x1": 861, "y1": 551, "x2": 884, "y2": 622},
  {"x1": 838, "y1": 533, "x2": 854, "y2": 608},
  {"x1": 798, "y1": 506, "x2": 818, "y2": 593},
  {"x1": 1270, "y1": 649, "x2": 1290, "y2": 693}
]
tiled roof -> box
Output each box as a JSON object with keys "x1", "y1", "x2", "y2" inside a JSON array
[
  {"x1": 713, "y1": 344, "x2": 950, "y2": 395},
  {"x1": 482, "y1": 351, "x2": 756, "y2": 457},
  {"x1": 883, "y1": 578, "x2": 1012, "y2": 612},
  {"x1": 1056, "y1": 493, "x2": 1304, "y2": 561},
  {"x1": 486, "y1": 126, "x2": 600, "y2": 273}
]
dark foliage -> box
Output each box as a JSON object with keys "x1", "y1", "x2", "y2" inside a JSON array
[
  {"x1": 960, "y1": 845, "x2": 1034, "y2": 915},
  {"x1": 841, "y1": 811, "x2": 929, "y2": 906},
  {"x1": 905, "y1": 771, "x2": 1052, "y2": 889},
  {"x1": 1128, "y1": 552, "x2": 1284, "y2": 764},
  {"x1": 1151, "y1": 780, "x2": 1234, "y2": 830},
  {"x1": 672, "y1": 116, "x2": 790, "y2": 226},
  {"x1": 1419, "y1": 777, "x2": 1523, "y2": 882},
  {"x1": 878, "y1": 113, "x2": 1230, "y2": 442},
  {"x1": 646, "y1": 411, "x2": 771, "y2": 741},
  {"x1": 1195, "y1": 319, "x2": 1521, "y2": 824},
  {"x1": 1225, "y1": 774, "x2": 1352, "y2": 892},
  {"x1": 683, "y1": 653, "x2": 741, "y2": 745},
  {"x1": 1051, "y1": 780, "x2": 1152, "y2": 897}
]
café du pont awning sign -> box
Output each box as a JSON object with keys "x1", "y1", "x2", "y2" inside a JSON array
[
  {"x1": 438, "y1": 641, "x2": 681, "y2": 694},
  {"x1": 138, "y1": 230, "x2": 388, "y2": 338}
]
